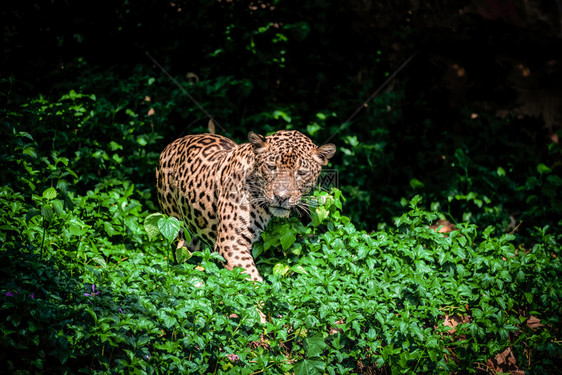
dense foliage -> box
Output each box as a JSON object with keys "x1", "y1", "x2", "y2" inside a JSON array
[
  {"x1": 2, "y1": 1, "x2": 562, "y2": 373},
  {"x1": 1, "y1": 86, "x2": 561, "y2": 373}
]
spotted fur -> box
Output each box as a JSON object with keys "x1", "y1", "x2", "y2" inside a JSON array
[{"x1": 156, "y1": 130, "x2": 335, "y2": 281}]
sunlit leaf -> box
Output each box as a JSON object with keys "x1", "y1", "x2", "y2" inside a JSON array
[
  {"x1": 157, "y1": 216, "x2": 181, "y2": 244},
  {"x1": 42, "y1": 187, "x2": 57, "y2": 200},
  {"x1": 497, "y1": 167, "x2": 506, "y2": 176},
  {"x1": 176, "y1": 246, "x2": 192, "y2": 263},
  {"x1": 144, "y1": 213, "x2": 164, "y2": 241},
  {"x1": 272, "y1": 262, "x2": 290, "y2": 276},
  {"x1": 536, "y1": 163, "x2": 552, "y2": 175}
]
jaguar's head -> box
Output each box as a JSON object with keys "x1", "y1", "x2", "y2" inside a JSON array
[{"x1": 249, "y1": 130, "x2": 336, "y2": 217}]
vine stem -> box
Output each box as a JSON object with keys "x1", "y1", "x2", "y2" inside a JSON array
[{"x1": 40, "y1": 219, "x2": 47, "y2": 259}]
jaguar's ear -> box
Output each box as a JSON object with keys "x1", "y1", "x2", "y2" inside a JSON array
[
  {"x1": 313, "y1": 143, "x2": 336, "y2": 166},
  {"x1": 248, "y1": 131, "x2": 268, "y2": 151}
]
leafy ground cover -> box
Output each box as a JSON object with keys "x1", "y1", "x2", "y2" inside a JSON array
[
  {"x1": 1, "y1": 180, "x2": 560, "y2": 373},
  {"x1": 1, "y1": 87, "x2": 561, "y2": 373}
]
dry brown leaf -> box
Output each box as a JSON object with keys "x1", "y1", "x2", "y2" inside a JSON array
[
  {"x1": 208, "y1": 118, "x2": 216, "y2": 134},
  {"x1": 442, "y1": 313, "x2": 471, "y2": 334},
  {"x1": 329, "y1": 319, "x2": 345, "y2": 335},
  {"x1": 526, "y1": 315, "x2": 543, "y2": 329},
  {"x1": 430, "y1": 219, "x2": 455, "y2": 233},
  {"x1": 486, "y1": 347, "x2": 524, "y2": 374}
]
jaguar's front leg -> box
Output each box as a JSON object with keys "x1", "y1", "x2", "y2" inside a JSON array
[
  {"x1": 215, "y1": 198, "x2": 269, "y2": 323},
  {"x1": 215, "y1": 200, "x2": 263, "y2": 282}
]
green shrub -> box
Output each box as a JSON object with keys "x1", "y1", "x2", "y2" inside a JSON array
[
  {"x1": 1, "y1": 146, "x2": 560, "y2": 374},
  {"x1": 1, "y1": 79, "x2": 560, "y2": 375}
]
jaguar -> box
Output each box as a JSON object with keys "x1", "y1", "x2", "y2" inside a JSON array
[{"x1": 156, "y1": 130, "x2": 335, "y2": 281}]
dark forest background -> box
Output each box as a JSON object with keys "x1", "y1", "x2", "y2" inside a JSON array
[
  {"x1": 2, "y1": 0, "x2": 561, "y2": 231},
  {"x1": 3, "y1": 0, "x2": 562, "y2": 231}
]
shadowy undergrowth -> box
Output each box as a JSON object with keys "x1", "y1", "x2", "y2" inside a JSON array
[{"x1": 1, "y1": 100, "x2": 561, "y2": 372}]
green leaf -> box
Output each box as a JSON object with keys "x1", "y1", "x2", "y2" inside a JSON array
[
  {"x1": 92, "y1": 256, "x2": 107, "y2": 268},
  {"x1": 307, "y1": 123, "x2": 321, "y2": 135},
  {"x1": 272, "y1": 263, "x2": 290, "y2": 276},
  {"x1": 68, "y1": 218, "x2": 89, "y2": 236},
  {"x1": 137, "y1": 136, "x2": 148, "y2": 146},
  {"x1": 161, "y1": 313, "x2": 177, "y2": 329},
  {"x1": 176, "y1": 246, "x2": 192, "y2": 263},
  {"x1": 158, "y1": 216, "x2": 181, "y2": 244},
  {"x1": 144, "y1": 213, "x2": 165, "y2": 241},
  {"x1": 26, "y1": 209, "x2": 41, "y2": 223},
  {"x1": 305, "y1": 334, "x2": 328, "y2": 357},
  {"x1": 409, "y1": 178, "x2": 424, "y2": 189},
  {"x1": 536, "y1": 163, "x2": 552, "y2": 175},
  {"x1": 109, "y1": 141, "x2": 123, "y2": 151},
  {"x1": 124, "y1": 215, "x2": 138, "y2": 232},
  {"x1": 294, "y1": 359, "x2": 325, "y2": 375},
  {"x1": 311, "y1": 206, "x2": 329, "y2": 227},
  {"x1": 496, "y1": 167, "x2": 506, "y2": 177},
  {"x1": 17, "y1": 131, "x2": 34, "y2": 141},
  {"x1": 263, "y1": 234, "x2": 278, "y2": 251},
  {"x1": 42, "y1": 187, "x2": 57, "y2": 200},
  {"x1": 22, "y1": 146, "x2": 37, "y2": 158},
  {"x1": 280, "y1": 230, "x2": 296, "y2": 250},
  {"x1": 291, "y1": 264, "x2": 309, "y2": 275},
  {"x1": 52, "y1": 199, "x2": 64, "y2": 215},
  {"x1": 273, "y1": 110, "x2": 291, "y2": 123},
  {"x1": 41, "y1": 205, "x2": 54, "y2": 221},
  {"x1": 103, "y1": 221, "x2": 115, "y2": 236}
]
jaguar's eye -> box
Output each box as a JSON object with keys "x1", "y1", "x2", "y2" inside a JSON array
[
  {"x1": 297, "y1": 170, "x2": 307, "y2": 176},
  {"x1": 267, "y1": 163, "x2": 277, "y2": 171}
]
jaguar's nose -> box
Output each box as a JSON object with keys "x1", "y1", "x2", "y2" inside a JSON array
[
  {"x1": 275, "y1": 195, "x2": 289, "y2": 205},
  {"x1": 274, "y1": 186, "x2": 291, "y2": 205}
]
